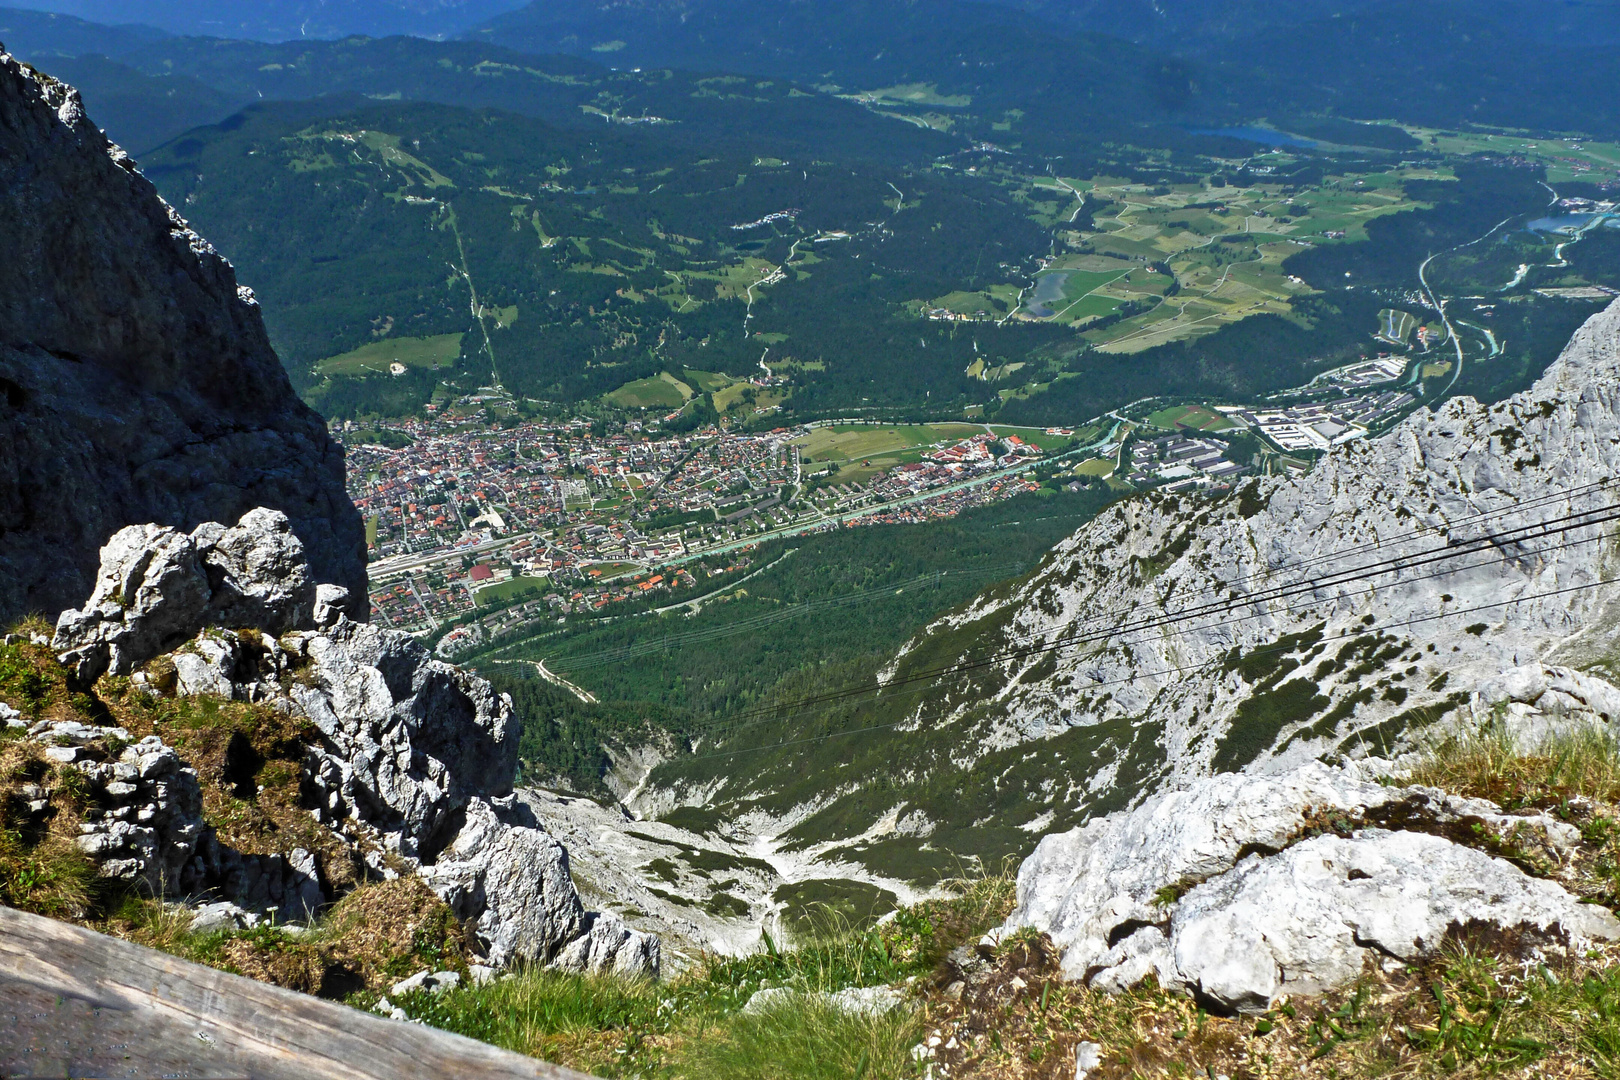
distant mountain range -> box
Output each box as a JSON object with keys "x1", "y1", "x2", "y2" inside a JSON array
[
  {"x1": 0, "y1": 0, "x2": 531, "y2": 41},
  {"x1": 466, "y1": 0, "x2": 1620, "y2": 142}
]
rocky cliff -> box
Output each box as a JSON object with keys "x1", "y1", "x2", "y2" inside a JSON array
[
  {"x1": 0, "y1": 49, "x2": 365, "y2": 623},
  {"x1": 9, "y1": 508, "x2": 658, "y2": 976}
]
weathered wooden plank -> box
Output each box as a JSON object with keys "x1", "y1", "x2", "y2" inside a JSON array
[{"x1": 0, "y1": 904, "x2": 601, "y2": 1080}]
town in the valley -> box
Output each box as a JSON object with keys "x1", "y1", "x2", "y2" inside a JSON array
[{"x1": 345, "y1": 348, "x2": 1437, "y2": 652}]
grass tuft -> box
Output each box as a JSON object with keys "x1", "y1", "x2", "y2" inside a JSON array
[
  {"x1": 1408, "y1": 721, "x2": 1620, "y2": 809},
  {"x1": 679, "y1": 996, "x2": 922, "y2": 1080}
]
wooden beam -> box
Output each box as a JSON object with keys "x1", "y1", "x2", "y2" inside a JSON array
[{"x1": 0, "y1": 904, "x2": 601, "y2": 1080}]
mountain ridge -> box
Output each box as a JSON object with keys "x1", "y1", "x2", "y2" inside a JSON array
[{"x1": 617, "y1": 298, "x2": 1620, "y2": 895}]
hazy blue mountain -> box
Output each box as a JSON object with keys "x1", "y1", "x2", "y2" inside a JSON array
[
  {"x1": 0, "y1": 6, "x2": 168, "y2": 56},
  {"x1": 973, "y1": 0, "x2": 1620, "y2": 49},
  {"x1": 1, "y1": 0, "x2": 532, "y2": 41},
  {"x1": 471, "y1": 0, "x2": 1620, "y2": 140}
]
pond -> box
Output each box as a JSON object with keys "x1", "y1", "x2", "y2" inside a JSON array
[
  {"x1": 1527, "y1": 212, "x2": 1617, "y2": 234},
  {"x1": 1023, "y1": 271, "x2": 1072, "y2": 318},
  {"x1": 1188, "y1": 126, "x2": 1318, "y2": 149}
]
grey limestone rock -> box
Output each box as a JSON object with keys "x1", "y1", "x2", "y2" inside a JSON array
[
  {"x1": 551, "y1": 910, "x2": 663, "y2": 978},
  {"x1": 1156, "y1": 829, "x2": 1618, "y2": 1013},
  {"x1": 188, "y1": 899, "x2": 263, "y2": 935},
  {"x1": 41, "y1": 508, "x2": 660, "y2": 976},
  {"x1": 741, "y1": 985, "x2": 907, "y2": 1017},
  {"x1": 0, "y1": 50, "x2": 364, "y2": 626},
  {"x1": 420, "y1": 795, "x2": 584, "y2": 969},
  {"x1": 422, "y1": 795, "x2": 657, "y2": 976},
  {"x1": 867, "y1": 298, "x2": 1620, "y2": 835},
  {"x1": 291, "y1": 619, "x2": 520, "y2": 858},
  {"x1": 389, "y1": 969, "x2": 463, "y2": 996},
  {"x1": 18, "y1": 727, "x2": 209, "y2": 896},
  {"x1": 1001, "y1": 762, "x2": 1620, "y2": 1012},
  {"x1": 52, "y1": 508, "x2": 316, "y2": 682}
]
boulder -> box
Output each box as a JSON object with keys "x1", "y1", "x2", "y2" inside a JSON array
[
  {"x1": 1000, "y1": 761, "x2": 1618, "y2": 1012},
  {"x1": 53, "y1": 509, "x2": 315, "y2": 683},
  {"x1": 551, "y1": 911, "x2": 663, "y2": 978},
  {"x1": 1155, "y1": 829, "x2": 1619, "y2": 1013},
  {"x1": 291, "y1": 620, "x2": 520, "y2": 858},
  {"x1": 421, "y1": 796, "x2": 585, "y2": 969}
]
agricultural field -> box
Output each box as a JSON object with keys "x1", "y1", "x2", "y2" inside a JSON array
[
  {"x1": 682, "y1": 369, "x2": 737, "y2": 393},
  {"x1": 1072, "y1": 456, "x2": 1117, "y2": 477},
  {"x1": 973, "y1": 170, "x2": 1432, "y2": 358},
  {"x1": 1401, "y1": 125, "x2": 1620, "y2": 185},
  {"x1": 794, "y1": 422, "x2": 987, "y2": 481},
  {"x1": 1017, "y1": 264, "x2": 1138, "y2": 325},
  {"x1": 315, "y1": 333, "x2": 464, "y2": 377},
  {"x1": 604, "y1": 372, "x2": 695, "y2": 409}
]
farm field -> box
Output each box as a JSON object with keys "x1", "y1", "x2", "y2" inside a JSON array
[
  {"x1": 794, "y1": 422, "x2": 989, "y2": 481},
  {"x1": 315, "y1": 333, "x2": 463, "y2": 377},
  {"x1": 604, "y1": 372, "x2": 694, "y2": 409},
  {"x1": 966, "y1": 170, "x2": 1432, "y2": 357},
  {"x1": 1401, "y1": 125, "x2": 1620, "y2": 185},
  {"x1": 1072, "y1": 456, "x2": 1116, "y2": 477},
  {"x1": 1019, "y1": 266, "x2": 1136, "y2": 324},
  {"x1": 681, "y1": 369, "x2": 736, "y2": 392}
]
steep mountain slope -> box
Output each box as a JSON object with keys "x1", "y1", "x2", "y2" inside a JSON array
[
  {"x1": 628, "y1": 300, "x2": 1620, "y2": 886},
  {"x1": 0, "y1": 49, "x2": 365, "y2": 621}
]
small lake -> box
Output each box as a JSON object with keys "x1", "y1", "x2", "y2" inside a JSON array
[
  {"x1": 1024, "y1": 271, "x2": 1072, "y2": 318},
  {"x1": 1188, "y1": 126, "x2": 1318, "y2": 149},
  {"x1": 1527, "y1": 212, "x2": 1616, "y2": 234}
]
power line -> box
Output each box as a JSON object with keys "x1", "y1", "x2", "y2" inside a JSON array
[
  {"x1": 674, "y1": 522, "x2": 1618, "y2": 753},
  {"x1": 689, "y1": 574, "x2": 1620, "y2": 763},
  {"x1": 499, "y1": 486, "x2": 1619, "y2": 762},
  {"x1": 548, "y1": 501, "x2": 1620, "y2": 758},
  {"x1": 706, "y1": 499, "x2": 1620, "y2": 725}
]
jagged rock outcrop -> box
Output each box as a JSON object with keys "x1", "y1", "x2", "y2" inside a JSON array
[
  {"x1": 52, "y1": 508, "x2": 322, "y2": 683},
  {"x1": 50, "y1": 509, "x2": 659, "y2": 975},
  {"x1": 1000, "y1": 761, "x2": 1620, "y2": 1013},
  {"x1": 0, "y1": 50, "x2": 364, "y2": 624},
  {"x1": 941, "y1": 297, "x2": 1620, "y2": 793}
]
